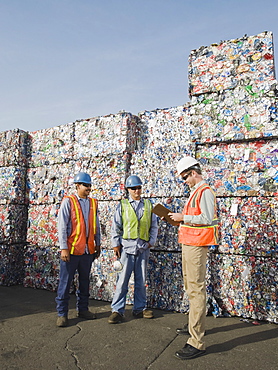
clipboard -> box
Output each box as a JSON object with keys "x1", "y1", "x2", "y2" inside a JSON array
[{"x1": 152, "y1": 204, "x2": 180, "y2": 226}]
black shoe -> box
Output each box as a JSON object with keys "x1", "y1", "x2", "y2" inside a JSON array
[
  {"x1": 175, "y1": 344, "x2": 206, "y2": 360},
  {"x1": 176, "y1": 325, "x2": 189, "y2": 335}
]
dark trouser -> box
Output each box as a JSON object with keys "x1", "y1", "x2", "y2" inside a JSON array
[{"x1": 56, "y1": 253, "x2": 96, "y2": 316}]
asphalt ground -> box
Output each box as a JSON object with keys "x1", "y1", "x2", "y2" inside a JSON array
[{"x1": 0, "y1": 285, "x2": 277, "y2": 370}]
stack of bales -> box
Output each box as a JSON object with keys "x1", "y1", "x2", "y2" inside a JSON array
[
  {"x1": 75, "y1": 113, "x2": 141, "y2": 302},
  {"x1": 129, "y1": 106, "x2": 196, "y2": 312},
  {"x1": 24, "y1": 113, "x2": 142, "y2": 302},
  {"x1": 0, "y1": 129, "x2": 30, "y2": 285},
  {"x1": 190, "y1": 31, "x2": 278, "y2": 322},
  {"x1": 24, "y1": 123, "x2": 75, "y2": 290}
]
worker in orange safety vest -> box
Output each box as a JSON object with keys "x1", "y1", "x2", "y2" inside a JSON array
[
  {"x1": 168, "y1": 156, "x2": 218, "y2": 360},
  {"x1": 55, "y1": 172, "x2": 101, "y2": 327}
]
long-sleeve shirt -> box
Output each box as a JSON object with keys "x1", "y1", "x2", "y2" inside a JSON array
[
  {"x1": 58, "y1": 195, "x2": 101, "y2": 250},
  {"x1": 183, "y1": 180, "x2": 216, "y2": 225},
  {"x1": 111, "y1": 197, "x2": 158, "y2": 255}
]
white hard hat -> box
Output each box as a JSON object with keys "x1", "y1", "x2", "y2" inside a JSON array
[{"x1": 176, "y1": 156, "x2": 199, "y2": 175}]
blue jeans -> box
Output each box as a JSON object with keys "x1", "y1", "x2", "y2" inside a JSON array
[
  {"x1": 56, "y1": 253, "x2": 96, "y2": 316},
  {"x1": 111, "y1": 248, "x2": 150, "y2": 315}
]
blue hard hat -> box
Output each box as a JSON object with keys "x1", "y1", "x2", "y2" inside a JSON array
[
  {"x1": 74, "y1": 172, "x2": 92, "y2": 184},
  {"x1": 125, "y1": 175, "x2": 142, "y2": 188}
]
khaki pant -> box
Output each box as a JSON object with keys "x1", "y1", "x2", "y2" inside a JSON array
[{"x1": 182, "y1": 244, "x2": 208, "y2": 350}]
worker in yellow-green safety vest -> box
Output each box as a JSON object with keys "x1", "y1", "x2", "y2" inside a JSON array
[
  {"x1": 108, "y1": 175, "x2": 158, "y2": 324},
  {"x1": 55, "y1": 172, "x2": 101, "y2": 328}
]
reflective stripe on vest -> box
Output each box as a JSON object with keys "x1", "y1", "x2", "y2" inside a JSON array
[
  {"x1": 121, "y1": 199, "x2": 152, "y2": 241},
  {"x1": 66, "y1": 195, "x2": 97, "y2": 255},
  {"x1": 70, "y1": 195, "x2": 81, "y2": 252},
  {"x1": 178, "y1": 183, "x2": 219, "y2": 246}
]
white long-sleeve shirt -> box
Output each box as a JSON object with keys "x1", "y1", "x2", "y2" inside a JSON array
[{"x1": 183, "y1": 180, "x2": 216, "y2": 225}]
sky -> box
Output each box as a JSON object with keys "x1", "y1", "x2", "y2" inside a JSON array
[{"x1": 1, "y1": 0, "x2": 278, "y2": 133}]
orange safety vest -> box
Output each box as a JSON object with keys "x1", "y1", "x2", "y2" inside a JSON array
[
  {"x1": 66, "y1": 195, "x2": 98, "y2": 255},
  {"x1": 178, "y1": 183, "x2": 219, "y2": 246}
]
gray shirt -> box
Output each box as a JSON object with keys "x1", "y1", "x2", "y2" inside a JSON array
[{"x1": 111, "y1": 197, "x2": 158, "y2": 255}]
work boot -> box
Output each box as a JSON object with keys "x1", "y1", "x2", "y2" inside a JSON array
[
  {"x1": 143, "y1": 309, "x2": 154, "y2": 319},
  {"x1": 108, "y1": 312, "x2": 123, "y2": 324},
  {"x1": 77, "y1": 310, "x2": 97, "y2": 320},
  {"x1": 56, "y1": 316, "x2": 68, "y2": 327},
  {"x1": 133, "y1": 309, "x2": 154, "y2": 319}
]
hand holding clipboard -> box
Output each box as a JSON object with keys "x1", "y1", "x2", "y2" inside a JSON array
[{"x1": 151, "y1": 204, "x2": 181, "y2": 226}]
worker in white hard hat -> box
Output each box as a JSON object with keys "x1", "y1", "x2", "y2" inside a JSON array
[{"x1": 168, "y1": 156, "x2": 219, "y2": 360}]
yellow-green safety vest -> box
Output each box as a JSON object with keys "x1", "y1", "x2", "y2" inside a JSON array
[{"x1": 121, "y1": 199, "x2": 152, "y2": 241}]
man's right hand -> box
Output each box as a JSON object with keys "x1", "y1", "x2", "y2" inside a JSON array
[
  {"x1": 113, "y1": 246, "x2": 121, "y2": 259},
  {"x1": 60, "y1": 249, "x2": 70, "y2": 262},
  {"x1": 168, "y1": 212, "x2": 184, "y2": 222}
]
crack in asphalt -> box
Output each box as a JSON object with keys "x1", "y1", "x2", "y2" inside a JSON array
[
  {"x1": 65, "y1": 325, "x2": 82, "y2": 369},
  {"x1": 146, "y1": 334, "x2": 178, "y2": 369}
]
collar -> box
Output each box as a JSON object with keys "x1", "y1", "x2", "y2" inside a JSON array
[
  {"x1": 76, "y1": 194, "x2": 89, "y2": 201},
  {"x1": 128, "y1": 196, "x2": 142, "y2": 203},
  {"x1": 191, "y1": 179, "x2": 206, "y2": 192}
]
